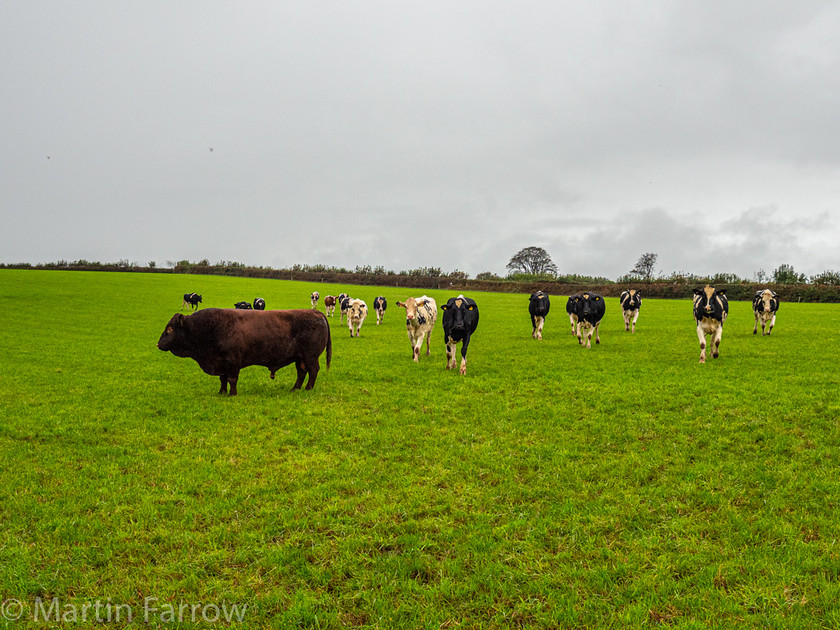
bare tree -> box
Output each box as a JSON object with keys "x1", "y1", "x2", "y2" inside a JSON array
[
  {"x1": 630, "y1": 252, "x2": 658, "y2": 281},
  {"x1": 506, "y1": 246, "x2": 558, "y2": 276}
]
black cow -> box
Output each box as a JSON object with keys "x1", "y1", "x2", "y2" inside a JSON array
[
  {"x1": 373, "y1": 296, "x2": 387, "y2": 325},
  {"x1": 234, "y1": 301, "x2": 252, "y2": 309},
  {"x1": 528, "y1": 291, "x2": 551, "y2": 340},
  {"x1": 182, "y1": 293, "x2": 202, "y2": 311},
  {"x1": 693, "y1": 285, "x2": 729, "y2": 363},
  {"x1": 253, "y1": 297, "x2": 266, "y2": 311},
  {"x1": 574, "y1": 292, "x2": 606, "y2": 348},
  {"x1": 441, "y1": 295, "x2": 479, "y2": 375},
  {"x1": 157, "y1": 308, "x2": 332, "y2": 395},
  {"x1": 619, "y1": 289, "x2": 642, "y2": 333},
  {"x1": 752, "y1": 289, "x2": 779, "y2": 336},
  {"x1": 566, "y1": 295, "x2": 581, "y2": 334}
]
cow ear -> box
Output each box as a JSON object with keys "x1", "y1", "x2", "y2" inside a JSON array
[
  {"x1": 441, "y1": 304, "x2": 448, "y2": 310},
  {"x1": 717, "y1": 289, "x2": 727, "y2": 296},
  {"x1": 693, "y1": 288, "x2": 703, "y2": 295}
]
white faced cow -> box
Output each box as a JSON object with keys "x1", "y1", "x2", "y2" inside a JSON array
[
  {"x1": 396, "y1": 296, "x2": 438, "y2": 362},
  {"x1": 310, "y1": 291, "x2": 320, "y2": 309},
  {"x1": 752, "y1": 289, "x2": 779, "y2": 336},
  {"x1": 347, "y1": 299, "x2": 368, "y2": 337},
  {"x1": 693, "y1": 285, "x2": 729, "y2": 364},
  {"x1": 619, "y1": 289, "x2": 642, "y2": 333}
]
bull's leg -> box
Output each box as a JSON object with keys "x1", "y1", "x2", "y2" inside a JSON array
[
  {"x1": 218, "y1": 375, "x2": 228, "y2": 395},
  {"x1": 304, "y1": 357, "x2": 320, "y2": 390},
  {"x1": 292, "y1": 361, "x2": 307, "y2": 390},
  {"x1": 227, "y1": 371, "x2": 240, "y2": 396},
  {"x1": 697, "y1": 325, "x2": 707, "y2": 364}
]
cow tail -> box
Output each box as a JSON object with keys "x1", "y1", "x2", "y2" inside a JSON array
[{"x1": 323, "y1": 312, "x2": 332, "y2": 369}]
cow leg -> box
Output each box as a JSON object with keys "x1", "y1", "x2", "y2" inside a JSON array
[
  {"x1": 624, "y1": 312, "x2": 630, "y2": 332},
  {"x1": 697, "y1": 325, "x2": 707, "y2": 364},
  {"x1": 446, "y1": 339, "x2": 455, "y2": 370},
  {"x1": 426, "y1": 331, "x2": 432, "y2": 356},
  {"x1": 304, "y1": 358, "x2": 320, "y2": 390},
  {"x1": 227, "y1": 371, "x2": 240, "y2": 396},
  {"x1": 632, "y1": 311, "x2": 638, "y2": 333},
  {"x1": 767, "y1": 314, "x2": 776, "y2": 335},
  {"x1": 411, "y1": 334, "x2": 421, "y2": 362},
  {"x1": 753, "y1": 311, "x2": 759, "y2": 334},
  {"x1": 712, "y1": 326, "x2": 722, "y2": 359},
  {"x1": 460, "y1": 338, "x2": 470, "y2": 375},
  {"x1": 594, "y1": 322, "x2": 601, "y2": 345},
  {"x1": 292, "y1": 361, "x2": 307, "y2": 390},
  {"x1": 576, "y1": 322, "x2": 583, "y2": 345},
  {"x1": 218, "y1": 375, "x2": 228, "y2": 395}
]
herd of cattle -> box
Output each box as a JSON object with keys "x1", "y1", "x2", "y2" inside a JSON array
[{"x1": 162, "y1": 287, "x2": 780, "y2": 394}]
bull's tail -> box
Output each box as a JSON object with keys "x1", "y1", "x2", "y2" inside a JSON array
[{"x1": 323, "y1": 311, "x2": 332, "y2": 369}]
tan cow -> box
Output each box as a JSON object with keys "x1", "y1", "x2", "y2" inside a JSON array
[
  {"x1": 347, "y1": 299, "x2": 368, "y2": 338},
  {"x1": 323, "y1": 295, "x2": 337, "y2": 317},
  {"x1": 396, "y1": 296, "x2": 438, "y2": 362}
]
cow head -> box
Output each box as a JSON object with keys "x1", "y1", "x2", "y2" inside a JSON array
[
  {"x1": 754, "y1": 289, "x2": 779, "y2": 313},
  {"x1": 157, "y1": 314, "x2": 187, "y2": 352},
  {"x1": 397, "y1": 297, "x2": 425, "y2": 324},
  {"x1": 621, "y1": 289, "x2": 641, "y2": 310},
  {"x1": 349, "y1": 300, "x2": 366, "y2": 319},
  {"x1": 442, "y1": 296, "x2": 474, "y2": 331},
  {"x1": 693, "y1": 286, "x2": 728, "y2": 320}
]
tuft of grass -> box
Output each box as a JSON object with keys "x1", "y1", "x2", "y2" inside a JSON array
[{"x1": 1, "y1": 269, "x2": 839, "y2": 628}]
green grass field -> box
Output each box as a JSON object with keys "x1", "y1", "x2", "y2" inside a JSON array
[{"x1": 1, "y1": 269, "x2": 840, "y2": 628}]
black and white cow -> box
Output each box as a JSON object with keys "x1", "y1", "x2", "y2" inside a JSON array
[
  {"x1": 752, "y1": 289, "x2": 779, "y2": 336},
  {"x1": 338, "y1": 294, "x2": 352, "y2": 324},
  {"x1": 566, "y1": 295, "x2": 581, "y2": 334},
  {"x1": 528, "y1": 291, "x2": 551, "y2": 340},
  {"x1": 253, "y1": 297, "x2": 266, "y2": 311},
  {"x1": 693, "y1": 285, "x2": 729, "y2": 363},
  {"x1": 574, "y1": 292, "x2": 606, "y2": 349},
  {"x1": 619, "y1": 289, "x2": 642, "y2": 333},
  {"x1": 373, "y1": 296, "x2": 387, "y2": 325},
  {"x1": 182, "y1": 293, "x2": 202, "y2": 311},
  {"x1": 234, "y1": 301, "x2": 252, "y2": 309},
  {"x1": 310, "y1": 291, "x2": 320, "y2": 309},
  {"x1": 441, "y1": 295, "x2": 479, "y2": 375}
]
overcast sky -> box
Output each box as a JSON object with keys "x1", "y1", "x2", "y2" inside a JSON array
[{"x1": 2, "y1": 1, "x2": 838, "y2": 280}]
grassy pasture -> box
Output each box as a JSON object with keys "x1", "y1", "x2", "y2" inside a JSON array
[{"x1": 1, "y1": 269, "x2": 840, "y2": 629}]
